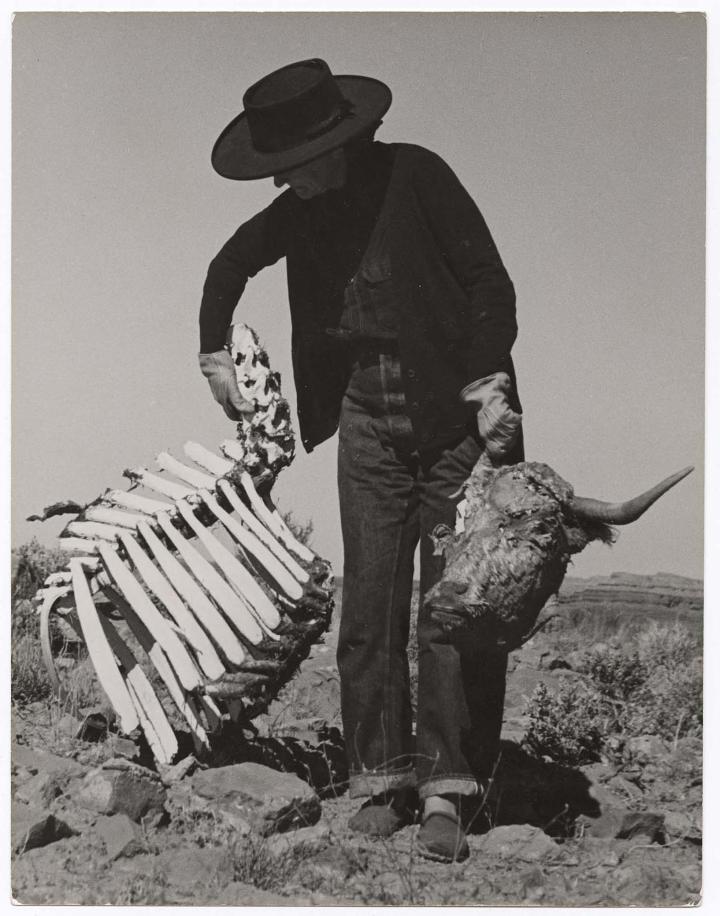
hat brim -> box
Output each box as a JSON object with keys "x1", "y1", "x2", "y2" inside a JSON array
[{"x1": 211, "y1": 74, "x2": 392, "y2": 181}]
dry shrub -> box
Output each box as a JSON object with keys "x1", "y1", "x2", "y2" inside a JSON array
[
  {"x1": 12, "y1": 539, "x2": 69, "y2": 605},
  {"x1": 523, "y1": 681, "x2": 609, "y2": 766},
  {"x1": 11, "y1": 628, "x2": 52, "y2": 704},
  {"x1": 231, "y1": 834, "x2": 314, "y2": 891},
  {"x1": 523, "y1": 622, "x2": 702, "y2": 765}
]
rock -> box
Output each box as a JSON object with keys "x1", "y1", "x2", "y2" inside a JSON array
[
  {"x1": 191, "y1": 763, "x2": 321, "y2": 835},
  {"x1": 580, "y1": 808, "x2": 665, "y2": 843},
  {"x1": 14, "y1": 772, "x2": 63, "y2": 807},
  {"x1": 580, "y1": 762, "x2": 616, "y2": 784},
  {"x1": 474, "y1": 824, "x2": 559, "y2": 862},
  {"x1": 156, "y1": 846, "x2": 231, "y2": 899},
  {"x1": 106, "y1": 735, "x2": 140, "y2": 761},
  {"x1": 94, "y1": 813, "x2": 144, "y2": 860},
  {"x1": 616, "y1": 811, "x2": 665, "y2": 843},
  {"x1": 74, "y1": 758, "x2": 166, "y2": 822},
  {"x1": 53, "y1": 714, "x2": 84, "y2": 739},
  {"x1": 264, "y1": 821, "x2": 330, "y2": 856},
  {"x1": 210, "y1": 882, "x2": 298, "y2": 906},
  {"x1": 587, "y1": 780, "x2": 628, "y2": 811},
  {"x1": 606, "y1": 774, "x2": 644, "y2": 801},
  {"x1": 76, "y1": 709, "x2": 111, "y2": 742},
  {"x1": 158, "y1": 754, "x2": 200, "y2": 786},
  {"x1": 12, "y1": 802, "x2": 77, "y2": 853},
  {"x1": 11, "y1": 745, "x2": 85, "y2": 780},
  {"x1": 674, "y1": 735, "x2": 702, "y2": 756},
  {"x1": 518, "y1": 865, "x2": 546, "y2": 902},
  {"x1": 625, "y1": 735, "x2": 668, "y2": 761},
  {"x1": 298, "y1": 844, "x2": 359, "y2": 886},
  {"x1": 664, "y1": 809, "x2": 698, "y2": 840},
  {"x1": 165, "y1": 780, "x2": 252, "y2": 838}
]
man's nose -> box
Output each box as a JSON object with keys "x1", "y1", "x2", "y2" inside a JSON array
[{"x1": 273, "y1": 174, "x2": 287, "y2": 188}]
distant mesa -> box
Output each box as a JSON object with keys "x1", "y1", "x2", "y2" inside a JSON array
[{"x1": 559, "y1": 572, "x2": 703, "y2": 638}]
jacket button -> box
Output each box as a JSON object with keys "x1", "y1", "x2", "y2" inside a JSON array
[
  {"x1": 420, "y1": 431, "x2": 431, "y2": 443},
  {"x1": 407, "y1": 369, "x2": 416, "y2": 379},
  {"x1": 410, "y1": 401, "x2": 420, "y2": 411}
]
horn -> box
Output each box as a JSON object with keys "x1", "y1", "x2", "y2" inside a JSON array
[{"x1": 571, "y1": 466, "x2": 694, "y2": 525}]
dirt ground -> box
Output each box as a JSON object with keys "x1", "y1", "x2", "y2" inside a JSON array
[{"x1": 11, "y1": 577, "x2": 702, "y2": 906}]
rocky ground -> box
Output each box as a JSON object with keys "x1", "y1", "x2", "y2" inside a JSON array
[{"x1": 11, "y1": 574, "x2": 702, "y2": 906}]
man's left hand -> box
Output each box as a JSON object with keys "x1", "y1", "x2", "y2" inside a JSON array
[{"x1": 460, "y1": 372, "x2": 522, "y2": 462}]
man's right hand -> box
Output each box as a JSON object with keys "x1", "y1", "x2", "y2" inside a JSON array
[{"x1": 198, "y1": 350, "x2": 255, "y2": 421}]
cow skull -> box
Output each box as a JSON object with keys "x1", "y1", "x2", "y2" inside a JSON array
[{"x1": 424, "y1": 459, "x2": 693, "y2": 651}]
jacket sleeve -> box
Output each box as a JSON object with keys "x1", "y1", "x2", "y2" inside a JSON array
[
  {"x1": 199, "y1": 193, "x2": 292, "y2": 352},
  {"x1": 411, "y1": 149, "x2": 517, "y2": 383}
]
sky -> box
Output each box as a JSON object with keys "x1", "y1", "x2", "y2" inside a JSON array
[{"x1": 10, "y1": 10, "x2": 707, "y2": 582}]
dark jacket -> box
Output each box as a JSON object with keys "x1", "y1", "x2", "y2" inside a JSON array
[{"x1": 200, "y1": 141, "x2": 520, "y2": 453}]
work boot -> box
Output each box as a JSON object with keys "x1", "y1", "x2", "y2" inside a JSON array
[
  {"x1": 348, "y1": 788, "x2": 418, "y2": 837},
  {"x1": 417, "y1": 795, "x2": 470, "y2": 862}
]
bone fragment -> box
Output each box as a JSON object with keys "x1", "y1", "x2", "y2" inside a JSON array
[
  {"x1": 105, "y1": 489, "x2": 174, "y2": 516},
  {"x1": 220, "y1": 439, "x2": 246, "y2": 463},
  {"x1": 155, "y1": 451, "x2": 218, "y2": 490},
  {"x1": 45, "y1": 571, "x2": 73, "y2": 586},
  {"x1": 58, "y1": 536, "x2": 100, "y2": 554},
  {"x1": 200, "y1": 489, "x2": 304, "y2": 601},
  {"x1": 85, "y1": 506, "x2": 147, "y2": 530},
  {"x1": 154, "y1": 512, "x2": 265, "y2": 646},
  {"x1": 98, "y1": 542, "x2": 204, "y2": 692},
  {"x1": 123, "y1": 467, "x2": 195, "y2": 501},
  {"x1": 98, "y1": 611, "x2": 178, "y2": 764},
  {"x1": 65, "y1": 521, "x2": 126, "y2": 542},
  {"x1": 239, "y1": 471, "x2": 315, "y2": 564},
  {"x1": 175, "y1": 499, "x2": 281, "y2": 631},
  {"x1": 118, "y1": 531, "x2": 226, "y2": 680},
  {"x1": 217, "y1": 479, "x2": 309, "y2": 584},
  {"x1": 137, "y1": 520, "x2": 247, "y2": 664},
  {"x1": 183, "y1": 441, "x2": 234, "y2": 476},
  {"x1": 266, "y1": 503, "x2": 315, "y2": 564},
  {"x1": 39, "y1": 588, "x2": 72, "y2": 694},
  {"x1": 69, "y1": 560, "x2": 139, "y2": 733},
  {"x1": 101, "y1": 583, "x2": 210, "y2": 751}
]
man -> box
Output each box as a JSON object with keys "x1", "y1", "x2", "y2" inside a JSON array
[{"x1": 199, "y1": 58, "x2": 523, "y2": 863}]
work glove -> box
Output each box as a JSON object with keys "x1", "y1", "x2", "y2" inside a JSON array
[
  {"x1": 198, "y1": 350, "x2": 255, "y2": 421},
  {"x1": 460, "y1": 371, "x2": 522, "y2": 463}
]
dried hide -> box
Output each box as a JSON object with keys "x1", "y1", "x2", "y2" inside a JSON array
[{"x1": 425, "y1": 459, "x2": 693, "y2": 652}]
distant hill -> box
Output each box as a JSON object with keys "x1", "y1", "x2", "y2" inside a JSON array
[{"x1": 558, "y1": 571, "x2": 703, "y2": 639}]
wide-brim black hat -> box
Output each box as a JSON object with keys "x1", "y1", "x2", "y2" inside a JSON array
[{"x1": 212, "y1": 58, "x2": 392, "y2": 181}]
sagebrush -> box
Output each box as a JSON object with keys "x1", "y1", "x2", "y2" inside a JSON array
[{"x1": 522, "y1": 622, "x2": 702, "y2": 765}]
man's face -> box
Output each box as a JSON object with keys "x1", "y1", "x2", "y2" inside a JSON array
[{"x1": 273, "y1": 148, "x2": 346, "y2": 199}]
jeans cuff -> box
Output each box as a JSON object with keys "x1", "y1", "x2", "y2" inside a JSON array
[
  {"x1": 348, "y1": 766, "x2": 417, "y2": 799},
  {"x1": 418, "y1": 776, "x2": 479, "y2": 799}
]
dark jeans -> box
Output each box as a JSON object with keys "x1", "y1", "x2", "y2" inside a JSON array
[{"x1": 337, "y1": 356, "x2": 508, "y2": 800}]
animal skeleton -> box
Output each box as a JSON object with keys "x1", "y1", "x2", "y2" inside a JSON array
[{"x1": 30, "y1": 325, "x2": 333, "y2": 765}]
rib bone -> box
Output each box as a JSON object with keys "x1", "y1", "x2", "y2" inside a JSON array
[
  {"x1": 200, "y1": 489, "x2": 304, "y2": 601},
  {"x1": 98, "y1": 611, "x2": 178, "y2": 764},
  {"x1": 69, "y1": 560, "x2": 139, "y2": 733},
  {"x1": 174, "y1": 499, "x2": 281, "y2": 633},
  {"x1": 136, "y1": 520, "x2": 247, "y2": 665},
  {"x1": 117, "y1": 531, "x2": 226, "y2": 680},
  {"x1": 123, "y1": 467, "x2": 195, "y2": 501},
  {"x1": 105, "y1": 489, "x2": 173, "y2": 515},
  {"x1": 217, "y1": 479, "x2": 308, "y2": 584},
  {"x1": 183, "y1": 441, "x2": 234, "y2": 476},
  {"x1": 154, "y1": 511, "x2": 265, "y2": 646},
  {"x1": 155, "y1": 451, "x2": 218, "y2": 490}
]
